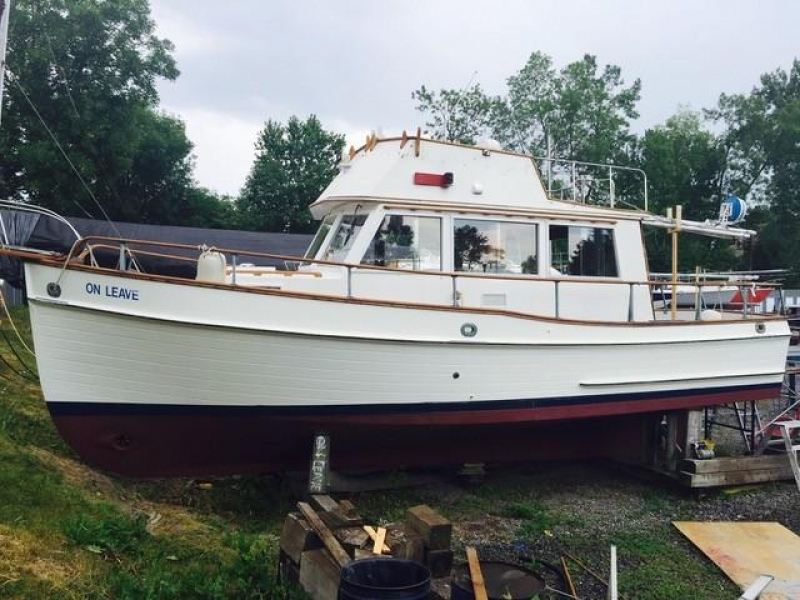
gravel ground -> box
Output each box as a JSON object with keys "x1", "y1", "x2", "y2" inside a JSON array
[{"x1": 363, "y1": 460, "x2": 799, "y2": 599}]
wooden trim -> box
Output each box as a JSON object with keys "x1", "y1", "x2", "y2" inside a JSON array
[
  {"x1": 320, "y1": 195, "x2": 636, "y2": 223},
  {"x1": 15, "y1": 249, "x2": 788, "y2": 329}
]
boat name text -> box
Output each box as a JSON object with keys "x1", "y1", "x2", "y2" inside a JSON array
[{"x1": 85, "y1": 282, "x2": 140, "y2": 301}]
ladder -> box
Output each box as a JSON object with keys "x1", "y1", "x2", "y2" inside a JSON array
[{"x1": 776, "y1": 420, "x2": 800, "y2": 491}]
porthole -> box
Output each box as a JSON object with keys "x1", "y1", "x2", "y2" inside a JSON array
[
  {"x1": 461, "y1": 323, "x2": 478, "y2": 337},
  {"x1": 755, "y1": 322, "x2": 766, "y2": 334}
]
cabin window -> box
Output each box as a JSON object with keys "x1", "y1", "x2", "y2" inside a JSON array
[
  {"x1": 305, "y1": 215, "x2": 336, "y2": 259},
  {"x1": 323, "y1": 214, "x2": 367, "y2": 262},
  {"x1": 549, "y1": 225, "x2": 618, "y2": 277},
  {"x1": 453, "y1": 219, "x2": 538, "y2": 274},
  {"x1": 361, "y1": 215, "x2": 442, "y2": 270}
]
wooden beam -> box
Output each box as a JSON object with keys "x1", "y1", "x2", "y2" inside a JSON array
[
  {"x1": 297, "y1": 502, "x2": 351, "y2": 568},
  {"x1": 363, "y1": 525, "x2": 391, "y2": 554},
  {"x1": 373, "y1": 527, "x2": 387, "y2": 556},
  {"x1": 466, "y1": 547, "x2": 488, "y2": 600},
  {"x1": 680, "y1": 455, "x2": 792, "y2": 474}
]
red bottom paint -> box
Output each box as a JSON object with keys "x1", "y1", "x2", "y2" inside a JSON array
[{"x1": 48, "y1": 384, "x2": 780, "y2": 477}]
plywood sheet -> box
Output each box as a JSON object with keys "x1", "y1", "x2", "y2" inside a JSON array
[{"x1": 674, "y1": 521, "x2": 800, "y2": 600}]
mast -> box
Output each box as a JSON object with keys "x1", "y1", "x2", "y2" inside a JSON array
[{"x1": 0, "y1": 0, "x2": 10, "y2": 126}]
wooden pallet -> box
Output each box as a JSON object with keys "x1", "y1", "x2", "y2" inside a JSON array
[{"x1": 679, "y1": 455, "x2": 795, "y2": 488}]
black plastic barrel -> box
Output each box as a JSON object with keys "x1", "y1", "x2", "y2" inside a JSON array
[
  {"x1": 339, "y1": 558, "x2": 431, "y2": 600},
  {"x1": 451, "y1": 561, "x2": 545, "y2": 600}
]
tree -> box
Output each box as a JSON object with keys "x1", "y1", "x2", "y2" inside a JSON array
[
  {"x1": 413, "y1": 52, "x2": 641, "y2": 164},
  {"x1": 237, "y1": 115, "x2": 345, "y2": 233},
  {"x1": 411, "y1": 83, "x2": 496, "y2": 145},
  {"x1": 713, "y1": 61, "x2": 800, "y2": 281},
  {"x1": 0, "y1": 0, "x2": 198, "y2": 224}
]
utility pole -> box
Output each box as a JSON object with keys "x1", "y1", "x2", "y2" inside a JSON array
[{"x1": 0, "y1": 0, "x2": 10, "y2": 127}]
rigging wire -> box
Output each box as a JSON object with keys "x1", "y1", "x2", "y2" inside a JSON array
[
  {"x1": 0, "y1": 345, "x2": 36, "y2": 382},
  {"x1": 9, "y1": 73, "x2": 122, "y2": 237},
  {"x1": 0, "y1": 328, "x2": 36, "y2": 378},
  {"x1": 42, "y1": 30, "x2": 80, "y2": 120}
]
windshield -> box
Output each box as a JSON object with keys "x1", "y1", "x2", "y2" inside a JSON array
[
  {"x1": 304, "y1": 215, "x2": 335, "y2": 259},
  {"x1": 322, "y1": 213, "x2": 367, "y2": 262}
]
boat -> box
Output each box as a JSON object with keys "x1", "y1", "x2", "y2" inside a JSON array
[{"x1": 0, "y1": 132, "x2": 791, "y2": 476}]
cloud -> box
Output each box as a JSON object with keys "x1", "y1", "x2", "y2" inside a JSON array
[{"x1": 150, "y1": 0, "x2": 800, "y2": 196}]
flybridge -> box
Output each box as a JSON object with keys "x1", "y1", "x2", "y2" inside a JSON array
[{"x1": 313, "y1": 133, "x2": 755, "y2": 240}]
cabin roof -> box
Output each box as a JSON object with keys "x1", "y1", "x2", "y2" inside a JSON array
[{"x1": 310, "y1": 136, "x2": 646, "y2": 221}]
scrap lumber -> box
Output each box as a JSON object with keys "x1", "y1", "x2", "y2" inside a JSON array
[
  {"x1": 280, "y1": 512, "x2": 323, "y2": 563},
  {"x1": 299, "y1": 549, "x2": 340, "y2": 600},
  {"x1": 679, "y1": 455, "x2": 795, "y2": 488},
  {"x1": 311, "y1": 494, "x2": 362, "y2": 528},
  {"x1": 426, "y1": 548, "x2": 454, "y2": 578},
  {"x1": 363, "y1": 525, "x2": 391, "y2": 554},
  {"x1": 297, "y1": 502, "x2": 351, "y2": 568},
  {"x1": 392, "y1": 528, "x2": 425, "y2": 563},
  {"x1": 406, "y1": 504, "x2": 452, "y2": 551},
  {"x1": 334, "y1": 526, "x2": 369, "y2": 555},
  {"x1": 373, "y1": 526, "x2": 387, "y2": 555},
  {"x1": 466, "y1": 546, "x2": 488, "y2": 600},
  {"x1": 680, "y1": 455, "x2": 792, "y2": 474},
  {"x1": 311, "y1": 494, "x2": 339, "y2": 513},
  {"x1": 674, "y1": 521, "x2": 800, "y2": 600},
  {"x1": 561, "y1": 556, "x2": 577, "y2": 598}
]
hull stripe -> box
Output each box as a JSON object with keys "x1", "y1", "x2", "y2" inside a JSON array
[{"x1": 46, "y1": 381, "x2": 781, "y2": 417}]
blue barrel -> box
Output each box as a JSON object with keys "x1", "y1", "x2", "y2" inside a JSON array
[{"x1": 339, "y1": 558, "x2": 431, "y2": 600}]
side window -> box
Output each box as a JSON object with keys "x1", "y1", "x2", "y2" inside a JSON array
[
  {"x1": 549, "y1": 225, "x2": 618, "y2": 277},
  {"x1": 453, "y1": 219, "x2": 538, "y2": 274},
  {"x1": 304, "y1": 215, "x2": 335, "y2": 259},
  {"x1": 362, "y1": 215, "x2": 442, "y2": 271},
  {"x1": 323, "y1": 214, "x2": 367, "y2": 262}
]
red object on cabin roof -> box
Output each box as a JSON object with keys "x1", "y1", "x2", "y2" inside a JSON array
[{"x1": 413, "y1": 172, "x2": 454, "y2": 188}]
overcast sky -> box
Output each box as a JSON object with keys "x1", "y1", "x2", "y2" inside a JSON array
[{"x1": 149, "y1": 1, "x2": 800, "y2": 196}]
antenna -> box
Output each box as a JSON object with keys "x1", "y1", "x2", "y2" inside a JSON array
[{"x1": 0, "y1": 0, "x2": 10, "y2": 127}]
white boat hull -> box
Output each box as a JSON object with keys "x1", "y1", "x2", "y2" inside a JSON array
[{"x1": 23, "y1": 262, "x2": 789, "y2": 475}]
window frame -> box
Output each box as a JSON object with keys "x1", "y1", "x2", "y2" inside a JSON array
[
  {"x1": 361, "y1": 212, "x2": 444, "y2": 272},
  {"x1": 304, "y1": 214, "x2": 339, "y2": 260},
  {"x1": 451, "y1": 216, "x2": 541, "y2": 277},
  {"x1": 547, "y1": 222, "x2": 620, "y2": 279}
]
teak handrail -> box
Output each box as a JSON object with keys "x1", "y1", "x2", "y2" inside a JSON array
[{"x1": 69, "y1": 235, "x2": 777, "y2": 290}]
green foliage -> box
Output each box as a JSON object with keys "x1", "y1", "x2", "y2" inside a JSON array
[
  {"x1": 414, "y1": 52, "x2": 641, "y2": 164},
  {"x1": 0, "y1": 0, "x2": 237, "y2": 228},
  {"x1": 412, "y1": 83, "x2": 496, "y2": 144},
  {"x1": 501, "y1": 501, "x2": 558, "y2": 536},
  {"x1": 63, "y1": 505, "x2": 148, "y2": 555},
  {"x1": 716, "y1": 60, "x2": 800, "y2": 283},
  {"x1": 640, "y1": 110, "x2": 740, "y2": 272},
  {"x1": 237, "y1": 115, "x2": 345, "y2": 233}
]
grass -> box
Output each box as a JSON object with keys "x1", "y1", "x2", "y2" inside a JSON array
[
  {"x1": 0, "y1": 306, "x2": 305, "y2": 599},
  {"x1": 0, "y1": 305, "x2": 792, "y2": 599}
]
